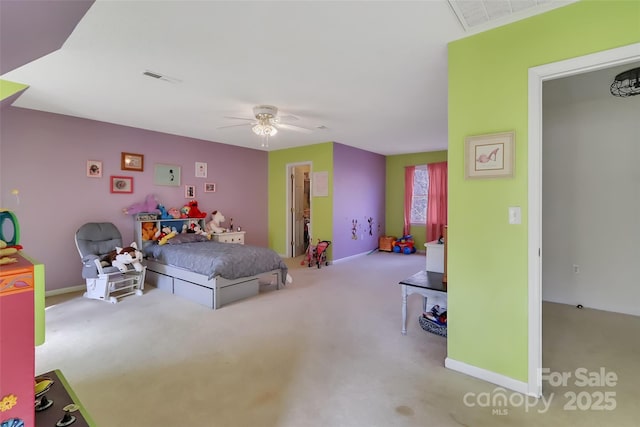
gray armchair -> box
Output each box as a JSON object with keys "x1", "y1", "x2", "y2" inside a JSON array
[{"x1": 75, "y1": 222, "x2": 145, "y2": 303}]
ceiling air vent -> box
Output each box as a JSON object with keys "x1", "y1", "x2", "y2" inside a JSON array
[
  {"x1": 142, "y1": 70, "x2": 182, "y2": 83},
  {"x1": 447, "y1": 0, "x2": 579, "y2": 33}
]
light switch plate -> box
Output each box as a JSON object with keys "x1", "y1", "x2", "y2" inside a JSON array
[{"x1": 509, "y1": 206, "x2": 521, "y2": 224}]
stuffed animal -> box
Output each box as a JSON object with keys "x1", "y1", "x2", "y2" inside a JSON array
[
  {"x1": 102, "y1": 243, "x2": 143, "y2": 272},
  {"x1": 167, "y1": 207, "x2": 181, "y2": 219},
  {"x1": 141, "y1": 222, "x2": 158, "y2": 241},
  {"x1": 188, "y1": 222, "x2": 211, "y2": 239},
  {"x1": 155, "y1": 226, "x2": 177, "y2": 245},
  {"x1": 0, "y1": 239, "x2": 21, "y2": 265},
  {"x1": 157, "y1": 205, "x2": 173, "y2": 219},
  {"x1": 180, "y1": 205, "x2": 190, "y2": 218},
  {"x1": 187, "y1": 200, "x2": 207, "y2": 218},
  {"x1": 123, "y1": 194, "x2": 161, "y2": 215},
  {"x1": 206, "y1": 210, "x2": 226, "y2": 234}
]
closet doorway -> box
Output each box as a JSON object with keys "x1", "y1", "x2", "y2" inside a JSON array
[{"x1": 286, "y1": 162, "x2": 311, "y2": 257}]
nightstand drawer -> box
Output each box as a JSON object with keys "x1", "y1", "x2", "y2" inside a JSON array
[{"x1": 212, "y1": 231, "x2": 245, "y2": 244}]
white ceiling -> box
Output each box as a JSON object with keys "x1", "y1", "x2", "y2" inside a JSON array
[{"x1": 1, "y1": 0, "x2": 577, "y2": 155}]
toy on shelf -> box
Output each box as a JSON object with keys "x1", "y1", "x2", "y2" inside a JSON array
[
  {"x1": 187, "y1": 200, "x2": 207, "y2": 218},
  {"x1": 393, "y1": 235, "x2": 416, "y2": 255},
  {"x1": 141, "y1": 222, "x2": 158, "y2": 241},
  {"x1": 122, "y1": 194, "x2": 160, "y2": 215}
]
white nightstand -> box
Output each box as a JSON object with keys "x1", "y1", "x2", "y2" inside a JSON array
[{"x1": 212, "y1": 231, "x2": 245, "y2": 244}]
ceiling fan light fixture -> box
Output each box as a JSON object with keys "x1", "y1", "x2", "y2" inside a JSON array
[
  {"x1": 610, "y1": 67, "x2": 640, "y2": 97},
  {"x1": 252, "y1": 123, "x2": 278, "y2": 136}
]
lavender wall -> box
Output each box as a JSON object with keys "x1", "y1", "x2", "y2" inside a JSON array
[
  {"x1": 332, "y1": 143, "x2": 385, "y2": 260},
  {"x1": 0, "y1": 0, "x2": 94, "y2": 74},
  {"x1": 0, "y1": 107, "x2": 268, "y2": 292}
]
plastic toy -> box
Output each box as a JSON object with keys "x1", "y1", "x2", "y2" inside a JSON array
[
  {"x1": 393, "y1": 235, "x2": 416, "y2": 254},
  {"x1": 303, "y1": 239, "x2": 331, "y2": 268}
]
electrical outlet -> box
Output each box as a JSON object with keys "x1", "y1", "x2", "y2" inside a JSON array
[{"x1": 573, "y1": 264, "x2": 580, "y2": 274}]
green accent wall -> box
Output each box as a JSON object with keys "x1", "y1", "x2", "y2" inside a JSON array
[
  {"x1": 385, "y1": 151, "x2": 447, "y2": 250},
  {"x1": 0, "y1": 79, "x2": 28, "y2": 100},
  {"x1": 448, "y1": 0, "x2": 640, "y2": 382},
  {"x1": 268, "y1": 142, "x2": 333, "y2": 255}
]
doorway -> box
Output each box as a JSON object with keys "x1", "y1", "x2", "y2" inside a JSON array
[
  {"x1": 286, "y1": 162, "x2": 311, "y2": 258},
  {"x1": 527, "y1": 43, "x2": 640, "y2": 397}
]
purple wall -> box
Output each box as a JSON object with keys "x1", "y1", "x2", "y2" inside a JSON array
[
  {"x1": 0, "y1": 0, "x2": 94, "y2": 74},
  {"x1": 332, "y1": 143, "x2": 385, "y2": 260},
  {"x1": 0, "y1": 107, "x2": 268, "y2": 292}
]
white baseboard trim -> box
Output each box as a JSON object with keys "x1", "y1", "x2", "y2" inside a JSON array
[
  {"x1": 445, "y1": 357, "x2": 533, "y2": 397},
  {"x1": 45, "y1": 284, "x2": 85, "y2": 297},
  {"x1": 332, "y1": 250, "x2": 375, "y2": 264}
]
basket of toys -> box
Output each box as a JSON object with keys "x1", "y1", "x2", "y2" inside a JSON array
[{"x1": 419, "y1": 305, "x2": 447, "y2": 337}]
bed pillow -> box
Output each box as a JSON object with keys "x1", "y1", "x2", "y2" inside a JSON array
[{"x1": 165, "y1": 233, "x2": 210, "y2": 244}]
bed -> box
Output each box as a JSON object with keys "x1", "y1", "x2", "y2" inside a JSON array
[{"x1": 142, "y1": 233, "x2": 289, "y2": 309}]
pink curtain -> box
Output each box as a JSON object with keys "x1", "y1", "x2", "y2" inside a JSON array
[
  {"x1": 426, "y1": 162, "x2": 447, "y2": 242},
  {"x1": 403, "y1": 166, "x2": 415, "y2": 236}
]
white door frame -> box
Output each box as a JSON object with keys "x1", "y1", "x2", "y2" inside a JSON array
[
  {"x1": 285, "y1": 161, "x2": 312, "y2": 258},
  {"x1": 527, "y1": 43, "x2": 640, "y2": 397}
]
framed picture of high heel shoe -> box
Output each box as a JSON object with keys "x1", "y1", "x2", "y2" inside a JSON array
[{"x1": 465, "y1": 131, "x2": 515, "y2": 179}]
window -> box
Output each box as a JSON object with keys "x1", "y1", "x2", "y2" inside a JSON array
[{"x1": 410, "y1": 165, "x2": 429, "y2": 224}]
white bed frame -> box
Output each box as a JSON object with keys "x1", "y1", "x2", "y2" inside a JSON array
[
  {"x1": 145, "y1": 258, "x2": 282, "y2": 309},
  {"x1": 135, "y1": 216, "x2": 283, "y2": 309}
]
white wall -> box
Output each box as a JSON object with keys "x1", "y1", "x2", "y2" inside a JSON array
[{"x1": 542, "y1": 75, "x2": 640, "y2": 316}]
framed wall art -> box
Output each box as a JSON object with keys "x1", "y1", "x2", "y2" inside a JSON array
[
  {"x1": 195, "y1": 162, "x2": 207, "y2": 178},
  {"x1": 110, "y1": 176, "x2": 133, "y2": 193},
  {"x1": 87, "y1": 160, "x2": 102, "y2": 178},
  {"x1": 465, "y1": 131, "x2": 515, "y2": 179},
  {"x1": 154, "y1": 164, "x2": 181, "y2": 186},
  {"x1": 185, "y1": 185, "x2": 196, "y2": 199},
  {"x1": 204, "y1": 183, "x2": 216, "y2": 193},
  {"x1": 121, "y1": 152, "x2": 144, "y2": 172}
]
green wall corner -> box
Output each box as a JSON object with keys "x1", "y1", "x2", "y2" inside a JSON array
[
  {"x1": 268, "y1": 142, "x2": 334, "y2": 256},
  {"x1": 447, "y1": 0, "x2": 640, "y2": 382},
  {"x1": 0, "y1": 79, "x2": 28, "y2": 101},
  {"x1": 385, "y1": 151, "x2": 447, "y2": 250}
]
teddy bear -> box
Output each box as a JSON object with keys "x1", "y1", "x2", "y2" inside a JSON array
[
  {"x1": 101, "y1": 243, "x2": 144, "y2": 272},
  {"x1": 187, "y1": 200, "x2": 207, "y2": 218},
  {"x1": 206, "y1": 210, "x2": 226, "y2": 234},
  {"x1": 122, "y1": 194, "x2": 161, "y2": 215},
  {"x1": 141, "y1": 222, "x2": 158, "y2": 241}
]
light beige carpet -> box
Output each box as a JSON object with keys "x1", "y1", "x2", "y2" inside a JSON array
[{"x1": 36, "y1": 252, "x2": 640, "y2": 426}]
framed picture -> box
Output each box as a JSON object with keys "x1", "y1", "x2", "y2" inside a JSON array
[
  {"x1": 465, "y1": 131, "x2": 515, "y2": 179},
  {"x1": 87, "y1": 160, "x2": 102, "y2": 178},
  {"x1": 154, "y1": 164, "x2": 181, "y2": 186},
  {"x1": 204, "y1": 182, "x2": 216, "y2": 193},
  {"x1": 110, "y1": 176, "x2": 133, "y2": 193},
  {"x1": 121, "y1": 152, "x2": 144, "y2": 172},
  {"x1": 185, "y1": 185, "x2": 196, "y2": 199},
  {"x1": 195, "y1": 162, "x2": 207, "y2": 178}
]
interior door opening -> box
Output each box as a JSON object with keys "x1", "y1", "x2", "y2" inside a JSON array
[{"x1": 287, "y1": 163, "x2": 311, "y2": 258}]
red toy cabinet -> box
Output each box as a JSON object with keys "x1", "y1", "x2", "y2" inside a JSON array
[{"x1": 0, "y1": 254, "x2": 35, "y2": 427}]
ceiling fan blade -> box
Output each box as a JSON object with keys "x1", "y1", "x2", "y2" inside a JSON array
[
  {"x1": 276, "y1": 123, "x2": 314, "y2": 134},
  {"x1": 276, "y1": 114, "x2": 299, "y2": 122},
  {"x1": 222, "y1": 116, "x2": 254, "y2": 121},
  {"x1": 217, "y1": 122, "x2": 253, "y2": 129}
]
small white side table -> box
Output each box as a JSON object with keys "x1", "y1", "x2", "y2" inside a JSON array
[{"x1": 399, "y1": 270, "x2": 447, "y2": 335}]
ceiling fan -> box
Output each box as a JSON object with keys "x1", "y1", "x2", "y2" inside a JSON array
[{"x1": 217, "y1": 105, "x2": 314, "y2": 147}]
